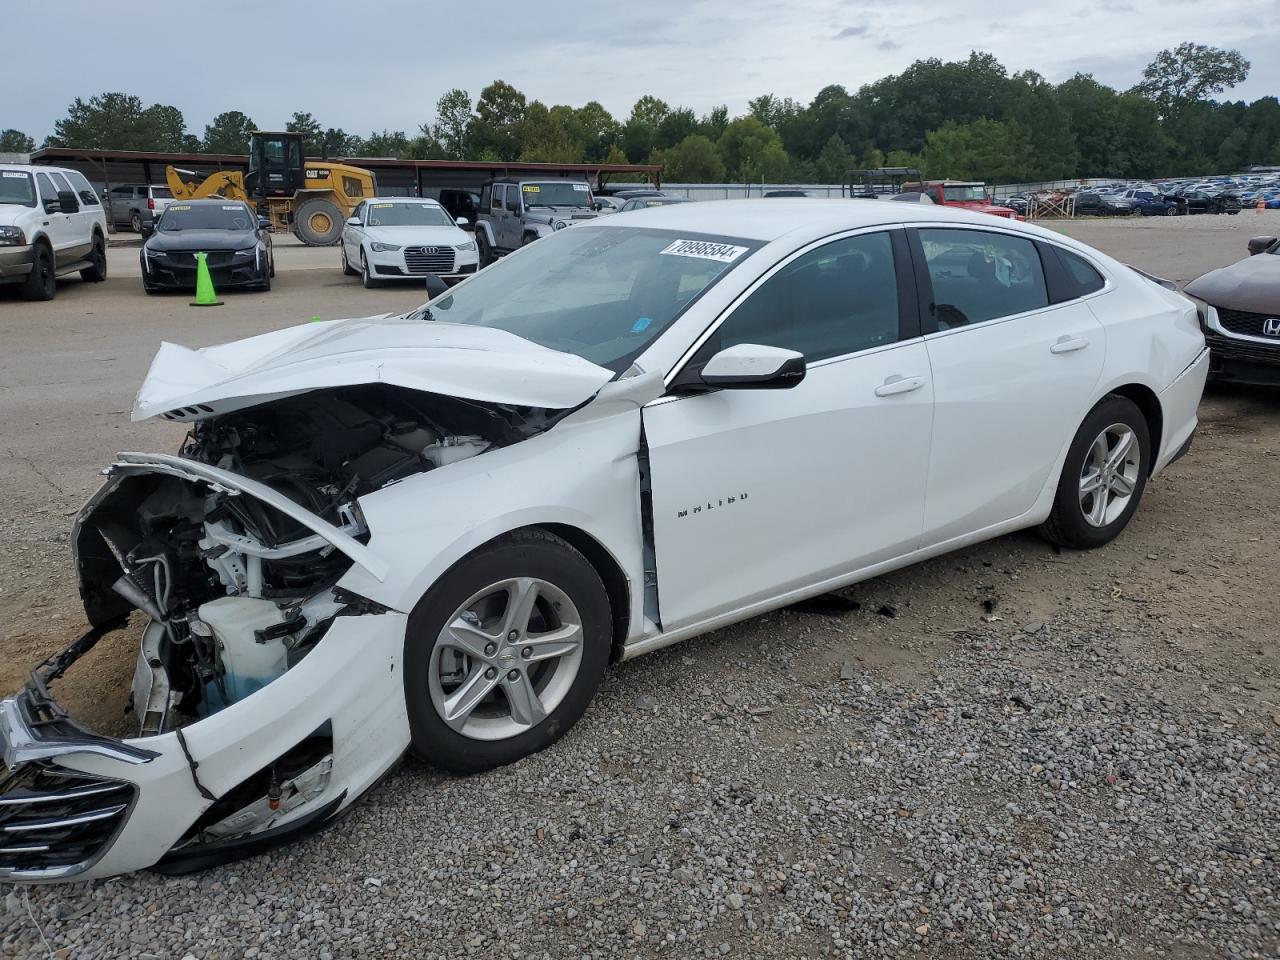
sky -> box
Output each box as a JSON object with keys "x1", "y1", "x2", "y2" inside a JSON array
[{"x1": 6, "y1": 0, "x2": 1278, "y2": 142}]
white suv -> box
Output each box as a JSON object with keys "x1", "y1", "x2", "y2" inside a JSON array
[{"x1": 0, "y1": 163, "x2": 110, "y2": 300}]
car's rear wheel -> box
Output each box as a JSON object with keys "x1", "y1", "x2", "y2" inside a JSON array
[
  {"x1": 130, "y1": 212, "x2": 143, "y2": 233},
  {"x1": 1040, "y1": 395, "x2": 1150, "y2": 550},
  {"x1": 80, "y1": 233, "x2": 107, "y2": 282},
  {"x1": 404, "y1": 529, "x2": 611, "y2": 773},
  {"x1": 20, "y1": 244, "x2": 56, "y2": 301}
]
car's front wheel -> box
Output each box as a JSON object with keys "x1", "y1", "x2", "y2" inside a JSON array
[
  {"x1": 359, "y1": 249, "x2": 378, "y2": 289},
  {"x1": 1040, "y1": 395, "x2": 1151, "y2": 549},
  {"x1": 404, "y1": 530, "x2": 611, "y2": 773}
]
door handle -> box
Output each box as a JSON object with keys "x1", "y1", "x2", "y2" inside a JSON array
[
  {"x1": 874, "y1": 375, "x2": 926, "y2": 397},
  {"x1": 1050, "y1": 335, "x2": 1089, "y2": 354}
]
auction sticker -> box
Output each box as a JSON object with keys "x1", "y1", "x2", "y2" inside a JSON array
[
  {"x1": 659, "y1": 239, "x2": 748, "y2": 263},
  {"x1": 2, "y1": 171, "x2": 28, "y2": 178}
]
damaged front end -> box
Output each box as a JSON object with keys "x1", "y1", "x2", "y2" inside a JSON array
[{"x1": 1, "y1": 381, "x2": 552, "y2": 881}]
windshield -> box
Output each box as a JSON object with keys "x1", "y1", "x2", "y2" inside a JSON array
[
  {"x1": 0, "y1": 171, "x2": 36, "y2": 207},
  {"x1": 521, "y1": 181, "x2": 593, "y2": 207},
  {"x1": 366, "y1": 202, "x2": 454, "y2": 227},
  {"x1": 159, "y1": 203, "x2": 253, "y2": 231},
  {"x1": 943, "y1": 185, "x2": 988, "y2": 202},
  {"x1": 415, "y1": 226, "x2": 758, "y2": 374}
]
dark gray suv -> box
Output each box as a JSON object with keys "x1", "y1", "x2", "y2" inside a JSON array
[{"x1": 474, "y1": 178, "x2": 598, "y2": 265}]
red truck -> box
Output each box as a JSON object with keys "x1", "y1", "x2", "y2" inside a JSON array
[{"x1": 904, "y1": 180, "x2": 1022, "y2": 219}]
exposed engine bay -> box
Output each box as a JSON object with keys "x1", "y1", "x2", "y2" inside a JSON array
[{"x1": 72, "y1": 385, "x2": 550, "y2": 738}]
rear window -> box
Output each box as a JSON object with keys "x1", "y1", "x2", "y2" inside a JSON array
[
  {"x1": 151, "y1": 186, "x2": 173, "y2": 199},
  {"x1": 65, "y1": 170, "x2": 100, "y2": 206},
  {"x1": 1058, "y1": 248, "x2": 1105, "y2": 296},
  {"x1": 158, "y1": 203, "x2": 253, "y2": 231}
]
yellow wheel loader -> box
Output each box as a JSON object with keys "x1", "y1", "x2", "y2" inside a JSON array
[{"x1": 165, "y1": 131, "x2": 377, "y2": 245}]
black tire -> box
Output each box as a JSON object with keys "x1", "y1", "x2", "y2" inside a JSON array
[
  {"x1": 1040, "y1": 395, "x2": 1151, "y2": 550},
  {"x1": 340, "y1": 244, "x2": 356, "y2": 276},
  {"x1": 269, "y1": 251, "x2": 275, "y2": 277},
  {"x1": 522, "y1": 232, "x2": 539, "y2": 247},
  {"x1": 130, "y1": 212, "x2": 143, "y2": 233},
  {"x1": 476, "y1": 232, "x2": 493, "y2": 267},
  {"x1": 257, "y1": 268, "x2": 272, "y2": 292},
  {"x1": 144, "y1": 285, "x2": 161, "y2": 295},
  {"x1": 80, "y1": 233, "x2": 107, "y2": 282},
  {"x1": 403, "y1": 529, "x2": 612, "y2": 774},
  {"x1": 20, "y1": 244, "x2": 56, "y2": 301},
  {"x1": 359, "y1": 249, "x2": 379, "y2": 289},
  {"x1": 293, "y1": 197, "x2": 344, "y2": 245}
]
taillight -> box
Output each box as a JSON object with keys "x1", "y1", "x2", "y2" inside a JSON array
[{"x1": 147, "y1": 197, "x2": 155, "y2": 210}]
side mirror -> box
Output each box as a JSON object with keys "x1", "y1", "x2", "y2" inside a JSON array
[
  {"x1": 700, "y1": 344, "x2": 806, "y2": 390},
  {"x1": 258, "y1": 217, "x2": 273, "y2": 231},
  {"x1": 140, "y1": 219, "x2": 156, "y2": 238},
  {"x1": 56, "y1": 190, "x2": 80, "y2": 214},
  {"x1": 423, "y1": 273, "x2": 449, "y2": 299},
  {"x1": 455, "y1": 216, "x2": 469, "y2": 226},
  {"x1": 346, "y1": 216, "x2": 360, "y2": 226},
  {"x1": 1247, "y1": 236, "x2": 1278, "y2": 256}
]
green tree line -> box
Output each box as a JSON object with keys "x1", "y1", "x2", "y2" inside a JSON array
[{"x1": 10, "y1": 43, "x2": 1275, "y2": 184}]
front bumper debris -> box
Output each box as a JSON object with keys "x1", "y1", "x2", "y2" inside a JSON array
[{"x1": 1, "y1": 608, "x2": 411, "y2": 882}]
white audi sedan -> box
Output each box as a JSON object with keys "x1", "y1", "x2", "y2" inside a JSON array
[
  {"x1": 1, "y1": 201, "x2": 1207, "y2": 881},
  {"x1": 340, "y1": 196, "x2": 478, "y2": 287}
]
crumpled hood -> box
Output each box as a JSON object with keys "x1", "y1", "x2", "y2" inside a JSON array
[
  {"x1": 132, "y1": 315, "x2": 614, "y2": 421},
  {"x1": 1184, "y1": 254, "x2": 1280, "y2": 316}
]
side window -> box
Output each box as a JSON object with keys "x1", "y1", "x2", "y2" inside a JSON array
[
  {"x1": 1056, "y1": 248, "x2": 1105, "y2": 296},
  {"x1": 479, "y1": 184, "x2": 491, "y2": 211},
  {"x1": 351, "y1": 201, "x2": 365, "y2": 224},
  {"x1": 36, "y1": 173, "x2": 59, "y2": 201},
  {"x1": 506, "y1": 188, "x2": 521, "y2": 212},
  {"x1": 917, "y1": 228, "x2": 1048, "y2": 330},
  {"x1": 710, "y1": 232, "x2": 901, "y2": 364},
  {"x1": 49, "y1": 172, "x2": 73, "y2": 194},
  {"x1": 66, "y1": 171, "x2": 100, "y2": 205},
  {"x1": 111, "y1": 186, "x2": 131, "y2": 199},
  {"x1": 491, "y1": 185, "x2": 504, "y2": 211}
]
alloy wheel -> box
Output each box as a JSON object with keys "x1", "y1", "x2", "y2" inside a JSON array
[
  {"x1": 427, "y1": 577, "x2": 584, "y2": 741},
  {"x1": 1078, "y1": 423, "x2": 1142, "y2": 527}
]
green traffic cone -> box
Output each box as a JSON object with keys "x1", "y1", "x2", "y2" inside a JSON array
[{"x1": 191, "y1": 252, "x2": 223, "y2": 307}]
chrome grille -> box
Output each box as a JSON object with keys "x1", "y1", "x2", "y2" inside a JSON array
[
  {"x1": 403, "y1": 246, "x2": 456, "y2": 275},
  {"x1": 0, "y1": 760, "x2": 134, "y2": 879},
  {"x1": 1217, "y1": 307, "x2": 1280, "y2": 340}
]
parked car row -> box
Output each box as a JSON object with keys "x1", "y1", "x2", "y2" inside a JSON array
[{"x1": 1001, "y1": 169, "x2": 1280, "y2": 218}]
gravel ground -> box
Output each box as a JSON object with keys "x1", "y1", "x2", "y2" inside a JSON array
[{"x1": 1, "y1": 215, "x2": 1278, "y2": 959}]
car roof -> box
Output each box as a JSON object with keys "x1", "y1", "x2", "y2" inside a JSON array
[
  {"x1": 592, "y1": 197, "x2": 1045, "y2": 242},
  {"x1": 167, "y1": 198, "x2": 251, "y2": 207},
  {"x1": 365, "y1": 196, "x2": 444, "y2": 205},
  {"x1": 0, "y1": 163, "x2": 67, "y2": 174}
]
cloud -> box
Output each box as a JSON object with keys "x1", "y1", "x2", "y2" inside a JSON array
[{"x1": 3, "y1": 0, "x2": 1273, "y2": 142}]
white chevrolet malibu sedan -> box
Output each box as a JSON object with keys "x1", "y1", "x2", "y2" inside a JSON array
[
  {"x1": 340, "y1": 196, "x2": 478, "y2": 287},
  {"x1": 1, "y1": 200, "x2": 1207, "y2": 881}
]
